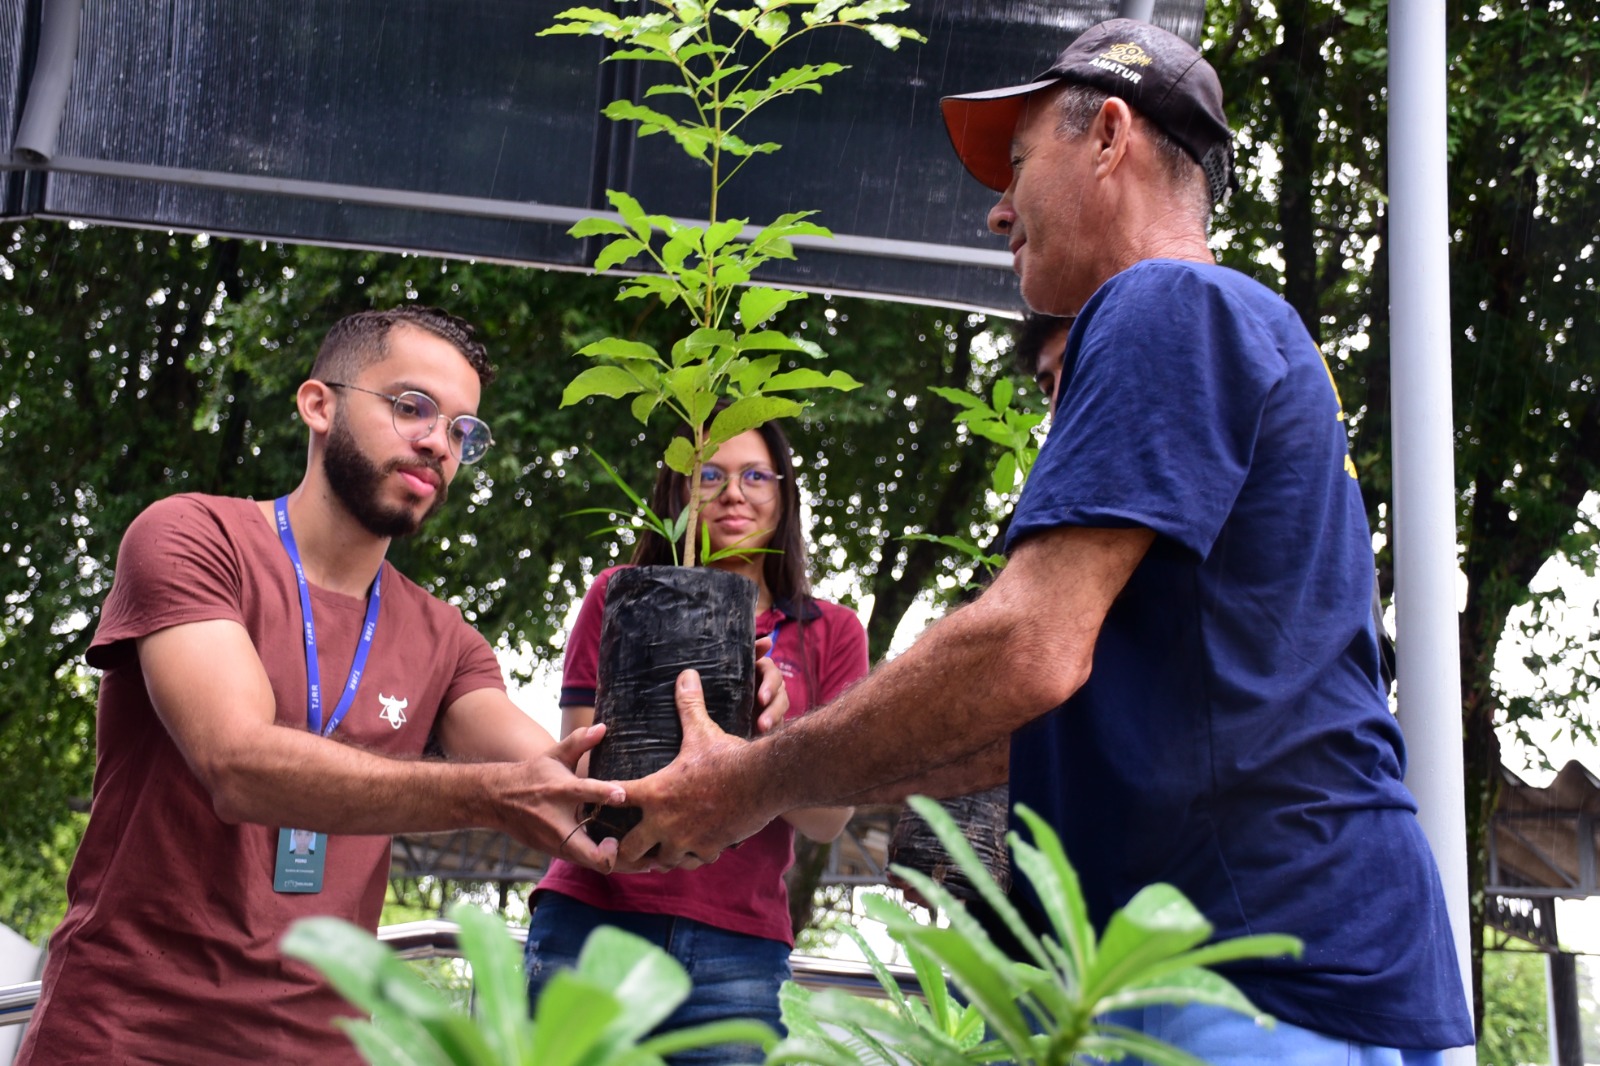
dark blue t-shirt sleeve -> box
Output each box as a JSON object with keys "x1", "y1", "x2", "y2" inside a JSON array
[{"x1": 1006, "y1": 262, "x2": 1289, "y2": 559}]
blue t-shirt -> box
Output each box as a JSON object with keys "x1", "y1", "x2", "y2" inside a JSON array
[{"x1": 1005, "y1": 260, "x2": 1472, "y2": 1049}]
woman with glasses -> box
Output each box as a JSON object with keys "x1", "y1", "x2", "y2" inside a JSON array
[{"x1": 525, "y1": 419, "x2": 870, "y2": 1063}]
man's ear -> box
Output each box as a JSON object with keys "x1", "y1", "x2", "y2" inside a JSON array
[
  {"x1": 297, "y1": 379, "x2": 337, "y2": 435},
  {"x1": 1090, "y1": 97, "x2": 1136, "y2": 179}
]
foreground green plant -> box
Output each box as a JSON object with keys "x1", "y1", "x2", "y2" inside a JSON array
[
  {"x1": 282, "y1": 902, "x2": 775, "y2": 1065},
  {"x1": 551, "y1": 0, "x2": 922, "y2": 563},
  {"x1": 771, "y1": 796, "x2": 1303, "y2": 1065}
]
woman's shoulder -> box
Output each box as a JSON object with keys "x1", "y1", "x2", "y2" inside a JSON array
[{"x1": 807, "y1": 597, "x2": 867, "y2": 637}]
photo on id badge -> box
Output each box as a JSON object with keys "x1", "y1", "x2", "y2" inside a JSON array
[{"x1": 275, "y1": 827, "x2": 326, "y2": 892}]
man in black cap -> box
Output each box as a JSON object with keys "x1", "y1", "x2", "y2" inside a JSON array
[{"x1": 619, "y1": 19, "x2": 1473, "y2": 1060}]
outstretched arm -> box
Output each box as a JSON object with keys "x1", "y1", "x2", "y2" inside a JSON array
[
  {"x1": 614, "y1": 524, "x2": 1154, "y2": 868},
  {"x1": 138, "y1": 620, "x2": 627, "y2": 870}
]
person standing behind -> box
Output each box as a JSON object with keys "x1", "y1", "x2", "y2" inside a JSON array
[
  {"x1": 616, "y1": 19, "x2": 1474, "y2": 1061},
  {"x1": 526, "y1": 419, "x2": 867, "y2": 1063},
  {"x1": 18, "y1": 307, "x2": 641, "y2": 1065}
]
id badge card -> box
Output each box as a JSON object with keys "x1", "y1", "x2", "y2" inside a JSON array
[{"x1": 274, "y1": 827, "x2": 327, "y2": 893}]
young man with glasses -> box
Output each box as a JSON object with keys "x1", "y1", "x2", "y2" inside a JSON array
[{"x1": 18, "y1": 306, "x2": 786, "y2": 1065}]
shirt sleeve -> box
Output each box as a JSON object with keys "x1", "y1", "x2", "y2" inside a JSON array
[
  {"x1": 441, "y1": 616, "x2": 509, "y2": 707},
  {"x1": 1006, "y1": 262, "x2": 1288, "y2": 560},
  {"x1": 811, "y1": 601, "x2": 870, "y2": 708},
  {"x1": 559, "y1": 568, "x2": 615, "y2": 707},
  {"x1": 87, "y1": 495, "x2": 248, "y2": 669}
]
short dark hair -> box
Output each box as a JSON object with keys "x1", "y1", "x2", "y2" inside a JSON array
[
  {"x1": 631, "y1": 414, "x2": 812, "y2": 607},
  {"x1": 310, "y1": 306, "x2": 496, "y2": 386},
  {"x1": 1013, "y1": 311, "x2": 1073, "y2": 377}
]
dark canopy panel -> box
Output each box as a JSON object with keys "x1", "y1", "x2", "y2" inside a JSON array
[{"x1": 3, "y1": 0, "x2": 1205, "y2": 313}]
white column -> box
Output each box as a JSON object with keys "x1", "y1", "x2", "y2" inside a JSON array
[{"x1": 1388, "y1": 0, "x2": 1475, "y2": 1050}]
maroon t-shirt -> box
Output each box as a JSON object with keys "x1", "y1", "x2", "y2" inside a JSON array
[
  {"x1": 539, "y1": 565, "x2": 870, "y2": 945},
  {"x1": 19, "y1": 494, "x2": 504, "y2": 1065}
]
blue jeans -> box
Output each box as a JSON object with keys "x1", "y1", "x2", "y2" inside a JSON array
[
  {"x1": 1099, "y1": 1003, "x2": 1450, "y2": 1066},
  {"x1": 524, "y1": 892, "x2": 789, "y2": 1066}
]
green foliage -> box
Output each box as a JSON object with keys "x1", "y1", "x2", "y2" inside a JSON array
[
  {"x1": 282, "y1": 901, "x2": 776, "y2": 1065},
  {"x1": 772, "y1": 796, "x2": 1302, "y2": 1065},
  {"x1": 549, "y1": 0, "x2": 924, "y2": 563},
  {"x1": 902, "y1": 379, "x2": 1046, "y2": 582},
  {"x1": 1477, "y1": 949, "x2": 1548, "y2": 1066}
]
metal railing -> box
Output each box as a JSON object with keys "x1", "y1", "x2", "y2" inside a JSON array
[{"x1": 0, "y1": 919, "x2": 916, "y2": 1029}]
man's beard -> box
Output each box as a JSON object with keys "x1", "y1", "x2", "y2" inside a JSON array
[{"x1": 323, "y1": 414, "x2": 447, "y2": 538}]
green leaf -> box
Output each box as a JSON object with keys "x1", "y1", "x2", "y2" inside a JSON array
[
  {"x1": 447, "y1": 903, "x2": 528, "y2": 1063},
  {"x1": 664, "y1": 363, "x2": 713, "y2": 412},
  {"x1": 630, "y1": 392, "x2": 661, "y2": 425},
  {"x1": 762, "y1": 62, "x2": 847, "y2": 97},
  {"x1": 992, "y1": 376, "x2": 1015, "y2": 412},
  {"x1": 1012, "y1": 805, "x2": 1095, "y2": 979},
  {"x1": 1084, "y1": 883, "x2": 1214, "y2": 1004},
  {"x1": 529, "y1": 970, "x2": 623, "y2": 1066},
  {"x1": 719, "y1": 131, "x2": 783, "y2": 157},
  {"x1": 738, "y1": 286, "x2": 805, "y2": 329},
  {"x1": 867, "y1": 899, "x2": 1036, "y2": 1059},
  {"x1": 568, "y1": 216, "x2": 634, "y2": 238},
  {"x1": 902, "y1": 797, "x2": 1056, "y2": 976},
  {"x1": 708, "y1": 395, "x2": 805, "y2": 445},
  {"x1": 618, "y1": 275, "x2": 681, "y2": 303},
  {"x1": 751, "y1": 10, "x2": 790, "y2": 47},
  {"x1": 734, "y1": 330, "x2": 804, "y2": 352},
  {"x1": 561, "y1": 366, "x2": 648, "y2": 407},
  {"x1": 641, "y1": 1017, "x2": 778, "y2": 1056},
  {"x1": 337, "y1": 1018, "x2": 453, "y2": 1066},
  {"x1": 280, "y1": 917, "x2": 410, "y2": 1018},
  {"x1": 1079, "y1": 1024, "x2": 1213, "y2": 1066},
  {"x1": 676, "y1": 327, "x2": 739, "y2": 364},
  {"x1": 837, "y1": 922, "x2": 913, "y2": 1013},
  {"x1": 664, "y1": 435, "x2": 697, "y2": 475},
  {"x1": 761, "y1": 368, "x2": 861, "y2": 393},
  {"x1": 593, "y1": 236, "x2": 647, "y2": 272},
  {"x1": 1097, "y1": 964, "x2": 1272, "y2": 1019},
  {"x1": 991, "y1": 451, "x2": 1017, "y2": 497},
  {"x1": 703, "y1": 218, "x2": 747, "y2": 253},
  {"x1": 928, "y1": 385, "x2": 987, "y2": 410},
  {"x1": 730, "y1": 354, "x2": 782, "y2": 394},
  {"x1": 862, "y1": 22, "x2": 917, "y2": 49},
  {"x1": 605, "y1": 189, "x2": 651, "y2": 239},
  {"x1": 840, "y1": 0, "x2": 914, "y2": 20},
  {"x1": 578, "y1": 925, "x2": 694, "y2": 1041}
]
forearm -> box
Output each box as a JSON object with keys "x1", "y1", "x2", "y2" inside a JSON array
[
  {"x1": 201, "y1": 724, "x2": 520, "y2": 835},
  {"x1": 831, "y1": 738, "x2": 1009, "y2": 807},
  {"x1": 747, "y1": 581, "x2": 1071, "y2": 815}
]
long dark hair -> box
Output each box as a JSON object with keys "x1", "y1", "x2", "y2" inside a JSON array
[{"x1": 630, "y1": 416, "x2": 813, "y2": 607}]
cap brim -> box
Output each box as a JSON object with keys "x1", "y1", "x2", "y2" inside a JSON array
[{"x1": 940, "y1": 78, "x2": 1060, "y2": 193}]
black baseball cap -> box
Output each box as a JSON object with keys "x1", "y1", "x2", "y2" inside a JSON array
[{"x1": 941, "y1": 19, "x2": 1235, "y2": 204}]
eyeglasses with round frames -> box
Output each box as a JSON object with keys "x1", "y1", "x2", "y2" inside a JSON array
[
  {"x1": 321, "y1": 382, "x2": 494, "y2": 465},
  {"x1": 699, "y1": 464, "x2": 783, "y2": 503}
]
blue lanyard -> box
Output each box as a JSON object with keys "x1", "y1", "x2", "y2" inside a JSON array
[
  {"x1": 765, "y1": 621, "x2": 780, "y2": 657},
  {"x1": 274, "y1": 496, "x2": 382, "y2": 737}
]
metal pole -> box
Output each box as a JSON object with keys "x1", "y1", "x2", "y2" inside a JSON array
[
  {"x1": 13, "y1": 0, "x2": 85, "y2": 164},
  {"x1": 1388, "y1": 0, "x2": 1475, "y2": 1050}
]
